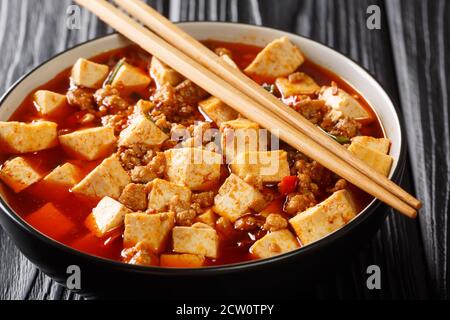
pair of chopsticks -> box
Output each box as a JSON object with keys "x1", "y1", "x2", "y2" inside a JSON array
[{"x1": 74, "y1": 0, "x2": 421, "y2": 218}]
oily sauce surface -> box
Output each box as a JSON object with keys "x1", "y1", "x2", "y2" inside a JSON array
[{"x1": 1, "y1": 41, "x2": 384, "y2": 266}]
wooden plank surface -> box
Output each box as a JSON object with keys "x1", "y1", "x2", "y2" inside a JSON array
[
  {"x1": 0, "y1": 0, "x2": 443, "y2": 299},
  {"x1": 386, "y1": 0, "x2": 450, "y2": 299}
]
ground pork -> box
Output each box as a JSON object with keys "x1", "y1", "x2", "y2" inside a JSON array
[
  {"x1": 234, "y1": 214, "x2": 265, "y2": 231},
  {"x1": 119, "y1": 183, "x2": 148, "y2": 211},
  {"x1": 284, "y1": 193, "x2": 317, "y2": 215},
  {"x1": 175, "y1": 209, "x2": 197, "y2": 226},
  {"x1": 101, "y1": 112, "x2": 131, "y2": 134},
  {"x1": 263, "y1": 213, "x2": 288, "y2": 231},
  {"x1": 191, "y1": 191, "x2": 215, "y2": 208},
  {"x1": 175, "y1": 80, "x2": 209, "y2": 107},
  {"x1": 130, "y1": 165, "x2": 157, "y2": 183},
  {"x1": 285, "y1": 96, "x2": 329, "y2": 125},
  {"x1": 122, "y1": 244, "x2": 158, "y2": 266},
  {"x1": 151, "y1": 80, "x2": 208, "y2": 123},
  {"x1": 321, "y1": 109, "x2": 361, "y2": 138},
  {"x1": 94, "y1": 85, "x2": 129, "y2": 111},
  {"x1": 66, "y1": 87, "x2": 96, "y2": 110},
  {"x1": 118, "y1": 144, "x2": 156, "y2": 170},
  {"x1": 128, "y1": 151, "x2": 165, "y2": 183}
]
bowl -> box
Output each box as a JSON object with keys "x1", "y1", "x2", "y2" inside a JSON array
[{"x1": 0, "y1": 22, "x2": 405, "y2": 299}]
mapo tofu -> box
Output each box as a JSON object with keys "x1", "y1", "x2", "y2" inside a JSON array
[{"x1": 0, "y1": 38, "x2": 390, "y2": 267}]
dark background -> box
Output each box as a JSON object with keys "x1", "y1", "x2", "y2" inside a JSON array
[{"x1": 0, "y1": 0, "x2": 448, "y2": 300}]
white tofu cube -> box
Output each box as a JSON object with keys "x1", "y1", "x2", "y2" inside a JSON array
[
  {"x1": 250, "y1": 229, "x2": 299, "y2": 259},
  {"x1": 220, "y1": 118, "x2": 260, "y2": 162},
  {"x1": 150, "y1": 56, "x2": 183, "y2": 87},
  {"x1": 230, "y1": 150, "x2": 290, "y2": 183},
  {"x1": 213, "y1": 174, "x2": 266, "y2": 222},
  {"x1": 59, "y1": 126, "x2": 117, "y2": 161},
  {"x1": 147, "y1": 178, "x2": 191, "y2": 211},
  {"x1": 289, "y1": 190, "x2": 357, "y2": 245},
  {"x1": 196, "y1": 208, "x2": 217, "y2": 228},
  {"x1": 351, "y1": 136, "x2": 391, "y2": 155},
  {"x1": 118, "y1": 115, "x2": 168, "y2": 147},
  {"x1": 164, "y1": 148, "x2": 223, "y2": 191},
  {"x1": 124, "y1": 211, "x2": 175, "y2": 253},
  {"x1": 43, "y1": 163, "x2": 80, "y2": 187},
  {"x1": 172, "y1": 225, "x2": 219, "y2": 258},
  {"x1": 72, "y1": 155, "x2": 131, "y2": 199},
  {"x1": 348, "y1": 141, "x2": 393, "y2": 176},
  {"x1": 111, "y1": 62, "x2": 151, "y2": 90},
  {"x1": 275, "y1": 73, "x2": 320, "y2": 97},
  {"x1": 71, "y1": 58, "x2": 109, "y2": 89},
  {"x1": 90, "y1": 196, "x2": 131, "y2": 236},
  {"x1": 199, "y1": 96, "x2": 238, "y2": 126},
  {"x1": 244, "y1": 36, "x2": 304, "y2": 78},
  {"x1": 0, "y1": 157, "x2": 42, "y2": 192},
  {"x1": 319, "y1": 86, "x2": 371, "y2": 121},
  {"x1": 33, "y1": 90, "x2": 67, "y2": 116},
  {"x1": 0, "y1": 121, "x2": 58, "y2": 154}
]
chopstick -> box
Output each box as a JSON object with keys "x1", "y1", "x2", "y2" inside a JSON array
[
  {"x1": 74, "y1": 0, "x2": 418, "y2": 218},
  {"x1": 112, "y1": 0, "x2": 421, "y2": 213}
]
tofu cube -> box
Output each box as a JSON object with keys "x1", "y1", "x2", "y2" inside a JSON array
[
  {"x1": 192, "y1": 222, "x2": 213, "y2": 229},
  {"x1": 348, "y1": 141, "x2": 393, "y2": 176},
  {"x1": 230, "y1": 150, "x2": 290, "y2": 183},
  {"x1": 196, "y1": 208, "x2": 217, "y2": 228},
  {"x1": 59, "y1": 126, "x2": 117, "y2": 161},
  {"x1": 0, "y1": 121, "x2": 58, "y2": 153},
  {"x1": 160, "y1": 253, "x2": 205, "y2": 268},
  {"x1": 33, "y1": 90, "x2": 67, "y2": 116},
  {"x1": 244, "y1": 36, "x2": 304, "y2": 78},
  {"x1": 118, "y1": 115, "x2": 168, "y2": 147},
  {"x1": 351, "y1": 136, "x2": 391, "y2": 155},
  {"x1": 275, "y1": 73, "x2": 320, "y2": 97},
  {"x1": 289, "y1": 190, "x2": 356, "y2": 245},
  {"x1": 0, "y1": 157, "x2": 42, "y2": 192},
  {"x1": 147, "y1": 178, "x2": 191, "y2": 211},
  {"x1": 89, "y1": 196, "x2": 131, "y2": 237},
  {"x1": 112, "y1": 62, "x2": 151, "y2": 90},
  {"x1": 124, "y1": 211, "x2": 175, "y2": 253},
  {"x1": 72, "y1": 155, "x2": 131, "y2": 199},
  {"x1": 150, "y1": 56, "x2": 183, "y2": 87},
  {"x1": 43, "y1": 163, "x2": 80, "y2": 187},
  {"x1": 71, "y1": 58, "x2": 109, "y2": 89},
  {"x1": 164, "y1": 148, "x2": 223, "y2": 191},
  {"x1": 25, "y1": 203, "x2": 74, "y2": 240},
  {"x1": 220, "y1": 118, "x2": 260, "y2": 162},
  {"x1": 319, "y1": 86, "x2": 371, "y2": 121},
  {"x1": 172, "y1": 226, "x2": 219, "y2": 258},
  {"x1": 250, "y1": 229, "x2": 299, "y2": 259},
  {"x1": 199, "y1": 96, "x2": 238, "y2": 126},
  {"x1": 213, "y1": 174, "x2": 266, "y2": 222}
]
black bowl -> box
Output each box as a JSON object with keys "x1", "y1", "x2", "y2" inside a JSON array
[{"x1": 0, "y1": 25, "x2": 407, "y2": 299}]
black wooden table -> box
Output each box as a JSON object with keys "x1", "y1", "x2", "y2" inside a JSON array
[{"x1": 0, "y1": 0, "x2": 448, "y2": 300}]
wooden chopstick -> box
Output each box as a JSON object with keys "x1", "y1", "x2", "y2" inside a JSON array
[
  {"x1": 74, "y1": 0, "x2": 417, "y2": 218},
  {"x1": 112, "y1": 0, "x2": 421, "y2": 212}
]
